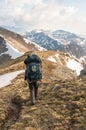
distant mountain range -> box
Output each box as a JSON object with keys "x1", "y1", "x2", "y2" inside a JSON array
[
  {"x1": 25, "y1": 29, "x2": 86, "y2": 59},
  {"x1": 0, "y1": 27, "x2": 86, "y2": 66}
]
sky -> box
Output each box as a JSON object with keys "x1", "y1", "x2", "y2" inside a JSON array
[{"x1": 0, "y1": 0, "x2": 86, "y2": 35}]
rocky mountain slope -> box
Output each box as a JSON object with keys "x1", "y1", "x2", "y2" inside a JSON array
[
  {"x1": 0, "y1": 27, "x2": 45, "y2": 64},
  {"x1": 0, "y1": 27, "x2": 46, "y2": 52},
  {"x1": 25, "y1": 30, "x2": 86, "y2": 59},
  {"x1": 0, "y1": 50, "x2": 86, "y2": 130}
]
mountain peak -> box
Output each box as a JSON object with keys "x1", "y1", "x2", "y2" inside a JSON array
[{"x1": 25, "y1": 29, "x2": 86, "y2": 59}]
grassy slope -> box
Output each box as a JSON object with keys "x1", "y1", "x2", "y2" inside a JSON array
[
  {"x1": 0, "y1": 27, "x2": 31, "y2": 52},
  {"x1": 0, "y1": 74, "x2": 86, "y2": 130},
  {"x1": 0, "y1": 51, "x2": 86, "y2": 130}
]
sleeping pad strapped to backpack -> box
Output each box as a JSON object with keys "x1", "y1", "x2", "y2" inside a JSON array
[{"x1": 24, "y1": 54, "x2": 42, "y2": 81}]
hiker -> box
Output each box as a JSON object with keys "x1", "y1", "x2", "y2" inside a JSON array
[{"x1": 24, "y1": 53, "x2": 42, "y2": 105}]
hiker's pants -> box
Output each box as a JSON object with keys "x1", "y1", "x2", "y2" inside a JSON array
[{"x1": 27, "y1": 80, "x2": 39, "y2": 98}]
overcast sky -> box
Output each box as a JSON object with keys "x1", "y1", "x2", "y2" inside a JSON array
[{"x1": 0, "y1": 0, "x2": 86, "y2": 35}]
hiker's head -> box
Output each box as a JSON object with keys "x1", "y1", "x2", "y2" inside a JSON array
[
  {"x1": 30, "y1": 52, "x2": 37, "y2": 57},
  {"x1": 26, "y1": 51, "x2": 35, "y2": 58},
  {"x1": 27, "y1": 54, "x2": 30, "y2": 58}
]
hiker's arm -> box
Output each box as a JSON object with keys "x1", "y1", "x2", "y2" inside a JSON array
[{"x1": 24, "y1": 58, "x2": 28, "y2": 64}]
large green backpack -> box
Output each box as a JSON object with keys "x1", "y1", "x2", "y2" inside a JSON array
[
  {"x1": 27, "y1": 62, "x2": 42, "y2": 81},
  {"x1": 25, "y1": 54, "x2": 42, "y2": 81}
]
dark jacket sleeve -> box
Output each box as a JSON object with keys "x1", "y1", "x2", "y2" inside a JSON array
[{"x1": 24, "y1": 69, "x2": 27, "y2": 80}]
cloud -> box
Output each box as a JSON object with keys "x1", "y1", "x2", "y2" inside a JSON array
[
  {"x1": 0, "y1": 0, "x2": 85, "y2": 35},
  {"x1": 60, "y1": 6, "x2": 78, "y2": 16}
]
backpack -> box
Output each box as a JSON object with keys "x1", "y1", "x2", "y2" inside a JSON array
[{"x1": 25, "y1": 54, "x2": 42, "y2": 81}]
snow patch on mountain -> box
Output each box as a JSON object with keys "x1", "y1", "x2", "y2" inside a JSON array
[
  {"x1": 79, "y1": 39, "x2": 86, "y2": 46},
  {"x1": 48, "y1": 56, "x2": 57, "y2": 63},
  {"x1": 48, "y1": 54, "x2": 62, "y2": 64},
  {"x1": 0, "y1": 41, "x2": 23, "y2": 59},
  {"x1": 47, "y1": 33, "x2": 70, "y2": 45},
  {"x1": 55, "y1": 54, "x2": 59, "y2": 58},
  {"x1": 0, "y1": 34, "x2": 4, "y2": 38},
  {"x1": 0, "y1": 70, "x2": 24, "y2": 88},
  {"x1": 55, "y1": 54, "x2": 63, "y2": 65},
  {"x1": 6, "y1": 42, "x2": 23, "y2": 59},
  {"x1": 47, "y1": 52, "x2": 84, "y2": 75},
  {"x1": 24, "y1": 37, "x2": 46, "y2": 51},
  {"x1": 23, "y1": 38, "x2": 31, "y2": 44},
  {"x1": 32, "y1": 42, "x2": 47, "y2": 51},
  {"x1": 80, "y1": 56, "x2": 86, "y2": 62},
  {"x1": 66, "y1": 59, "x2": 83, "y2": 75}
]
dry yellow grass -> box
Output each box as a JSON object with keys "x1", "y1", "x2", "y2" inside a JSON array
[
  {"x1": 0, "y1": 73, "x2": 86, "y2": 130},
  {"x1": 0, "y1": 50, "x2": 86, "y2": 130}
]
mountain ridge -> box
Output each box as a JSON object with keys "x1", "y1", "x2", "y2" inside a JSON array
[
  {"x1": 0, "y1": 27, "x2": 46, "y2": 64},
  {"x1": 25, "y1": 29, "x2": 86, "y2": 59}
]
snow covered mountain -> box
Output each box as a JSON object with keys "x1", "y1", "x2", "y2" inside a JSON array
[
  {"x1": 0, "y1": 36, "x2": 23, "y2": 58},
  {"x1": 0, "y1": 27, "x2": 45, "y2": 64},
  {"x1": 25, "y1": 30, "x2": 86, "y2": 59}
]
